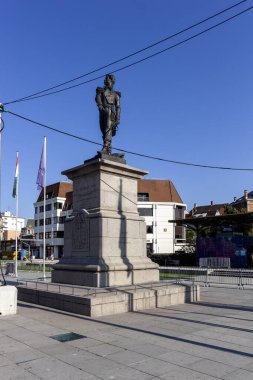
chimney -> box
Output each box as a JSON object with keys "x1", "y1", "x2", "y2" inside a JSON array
[
  {"x1": 194, "y1": 203, "x2": 197, "y2": 209},
  {"x1": 210, "y1": 201, "x2": 213, "y2": 206},
  {"x1": 234, "y1": 197, "x2": 237, "y2": 202},
  {"x1": 244, "y1": 190, "x2": 248, "y2": 200}
]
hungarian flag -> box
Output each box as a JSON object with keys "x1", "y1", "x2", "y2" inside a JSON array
[{"x1": 12, "y1": 152, "x2": 19, "y2": 198}]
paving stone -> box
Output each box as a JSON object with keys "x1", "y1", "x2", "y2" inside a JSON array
[
  {"x1": 38, "y1": 343, "x2": 97, "y2": 363},
  {"x1": 94, "y1": 364, "x2": 154, "y2": 380},
  {"x1": 222, "y1": 368, "x2": 253, "y2": 380},
  {"x1": 0, "y1": 363, "x2": 41, "y2": 379},
  {"x1": 4, "y1": 347, "x2": 46, "y2": 364},
  {"x1": 19, "y1": 356, "x2": 95, "y2": 379},
  {"x1": 106, "y1": 350, "x2": 150, "y2": 365},
  {"x1": 0, "y1": 320, "x2": 15, "y2": 331},
  {"x1": 108, "y1": 341, "x2": 171, "y2": 357},
  {"x1": 68, "y1": 337, "x2": 108, "y2": 349},
  {"x1": 159, "y1": 366, "x2": 219, "y2": 380},
  {"x1": 0, "y1": 354, "x2": 12, "y2": 367},
  {"x1": 131, "y1": 358, "x2": 181, "y2": 377},
  {"x1": 186, "y1": 358, "x2": 237, "y2": 378},
  {"x1": 85, "y1": 342, "x2": 126, "y2": 356},
  {"x1": 157, "y1": 349, "x2": 204, "y2": 366},
  {"x1": 243, "y1": 361, "x2": 253, "y2": 371},
  {"x1": 0, "y1": 336, "x2": 30, "y2": 354},
  {"x1": 68, "y1": 356, "x2": 129, "y2": 377}
]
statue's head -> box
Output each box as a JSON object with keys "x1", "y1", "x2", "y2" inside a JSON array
[{"x1": 104, "y1": 74, "x2": 115, "y2": 90}]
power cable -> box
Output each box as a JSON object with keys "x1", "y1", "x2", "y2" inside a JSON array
[
  {"x1": 5, "y1": 109, "x2": 253, "y2": 172},
  {"x1": 4, "y1": 1, "x2": 252, "y2": 105}
]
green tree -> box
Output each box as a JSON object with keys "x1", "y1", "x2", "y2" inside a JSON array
[{"x1": 223, "y1": 204, "x2": 247, "y2": 215}]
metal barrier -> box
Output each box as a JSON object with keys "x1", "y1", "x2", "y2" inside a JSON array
[
  {"x1": 16, "y1": 278, "x2": 185, "y2": 298},
  {"x1": 160, "y1": 266, "x2": 253, "y2": 289},
  {"x1": 199, "y1": 257, "x2": 231, "y2": 268},
  {"x1": 14, "y1": 267, "x2": 253, "y2": 293}
]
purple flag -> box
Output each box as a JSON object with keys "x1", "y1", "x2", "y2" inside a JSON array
[{"x1": 36, "y1": 139, "x2": 46, "y2": 190}]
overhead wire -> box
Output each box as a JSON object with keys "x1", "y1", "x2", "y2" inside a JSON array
[
  {"x1": 5, "y1": 109, "x2": 253, "y2": 172},
  {"x1": 3, "y1": 1, "x2": 252, "y2": 105}
]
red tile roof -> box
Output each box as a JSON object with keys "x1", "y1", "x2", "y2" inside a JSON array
[
  {"x1": 37, "y1": 182, "x2": 73, "y2": 202},
  {"x1": 138, "y1": 179, "x2": 183, "y2": 203}
]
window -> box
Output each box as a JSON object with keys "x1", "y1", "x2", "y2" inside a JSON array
[
  {"x1": 39, "y1": 219, "x2": 43, "y2": 226},
  {"x1": 63, "y1": 202, "x2": 72, "y2": 211},
  {"x1": 175, "y1": 226, "x2": 183, "y2": 239},
  {"x1": 46, "y1": 246, "x2": 54, "y2": 257},
  {"x1": 138, "y1": 208, "x2": 153, "y2": 217},
  {"x1": 138, "y1": 193, "x2": 149, "y2": 202},
  {"x1": 45, "y1": 204, "x2": 52, "y2": 211},
  {"x1": 46, "y1": 192, "x2": 53, "y2": 199},
  {"x1": 53, "y1": 231, "x2": 64, "y2": 238},
  {"x1": 59, "y1": 216, "x2": 66, "y2": 224},
  {"x1": 175, "y1": 206, "x2": 184, "y2": 219},
  {"x1": 45, "y1": 218, "x2": 51, "y2": 225},
  {"x1": 34, "y1": 220, "x2": 38, "y2": 227},
  {"x1": 146, "y1": 225, "x2": 153, "y2": 234},
  {"x1": 54, "y1": 202, "x2": 63, "y2": 210},
  {"x1": 39, "y1": 205, "x2": 44, "y2": 213},
  {"x1": 54, "y1": 216, "x2": 59, "y2": 224},
  {"x1": 45, "y1": 232, "x2": 51, "y2": 239},
  {"x1": 39, "y1": 232, "x2": 43, "y2": 239},
  {"x1": 34, "y1": 233, "x2": 37, "y2": 239},
  {"x1": 35, "y1": 207, "x2": 38, "y2": 214}
]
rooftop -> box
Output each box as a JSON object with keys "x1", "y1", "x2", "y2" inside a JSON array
[
  {"x1": 138, "y1": 179, "x2": 183, "y2": 203},
  {"x1": 37, "y1": 182, "x2": 73, "y2": 202}
]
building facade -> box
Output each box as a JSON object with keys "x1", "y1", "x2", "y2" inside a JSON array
[
  {"x1": 0, "y1": 211, "x2": 25, "y2": 240},
  {"x1": 231, "y1": 190, "x2": 253, "y2": 212},
  {"x1": 33, "y1": 179, "x2": 186, "y2": 258},
  {"x1": 33, "y1": 182, "x2": 73, "y2": 258},
  {"x1": 137, "y1": 180, "x2": 186, "y2": 255},
  {"x1": 189, "y1": 202, "x2": 226, "y2": 218},
  {"x1": 21, "y1": 219, "x2": 35, "y2": 238}
]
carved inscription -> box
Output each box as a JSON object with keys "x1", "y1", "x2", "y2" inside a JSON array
[{"x1": 72, "y1": 213, "x2": 89, "y2": 251}]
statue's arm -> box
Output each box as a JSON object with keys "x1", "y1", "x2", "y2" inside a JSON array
[
  {"x1": 95, "y1": 87, "x2": 103, "y2": 111},
  {"x1": 115, "y1": 92, "x2": 121, "y2": 123}
]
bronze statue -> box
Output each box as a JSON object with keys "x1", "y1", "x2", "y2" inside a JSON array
[{"x1": 95, "y1": 74, "x2": 121, "y2": 154}]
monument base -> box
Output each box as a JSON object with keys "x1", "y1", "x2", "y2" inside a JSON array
[
  {"x1": 53, "y1": 156, "x2": 160, "y2": 287},
  {"x1": 52, "y1": 266, "x2": 159, "y2": 287},
  {"x1": 17, "y1": 282, "x2": 200, "y2": 317}
]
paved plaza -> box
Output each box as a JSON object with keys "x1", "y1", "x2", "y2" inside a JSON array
[{"x1": 1, "y1": 286, "x2": 253, "y2": 379}]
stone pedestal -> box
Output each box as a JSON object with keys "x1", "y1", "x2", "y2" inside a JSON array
[
  {"x1": 18, "y1": 283, "x2": 200, "y2": 318},
  {"x1": 52, "y1": 156, "x2": 159, "y2": 287}
]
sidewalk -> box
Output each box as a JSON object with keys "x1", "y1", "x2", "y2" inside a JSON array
[{"x1": 1, "y1": 287, "x2": 253, "y2": 379}]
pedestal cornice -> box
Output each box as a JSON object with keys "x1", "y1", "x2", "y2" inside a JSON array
[{"x1": 62, "y1": 157, "x2": 149, "y2": 180}]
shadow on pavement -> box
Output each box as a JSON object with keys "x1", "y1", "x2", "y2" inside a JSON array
[{"x1": 18, "y1": 302, "x2": 253, "y2": 359}]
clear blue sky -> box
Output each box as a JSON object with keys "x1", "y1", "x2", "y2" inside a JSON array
[{"x1": 1, "y1": 0, "x2": 253, "y2": 220}]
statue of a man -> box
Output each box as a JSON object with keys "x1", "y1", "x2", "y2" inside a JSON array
[{"x1": 95, "y1": 74, "x2": 121, "y2": 154}]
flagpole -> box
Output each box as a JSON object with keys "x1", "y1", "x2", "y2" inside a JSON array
[
  {"x1": 0, "y1": 108, "x2": 2, "y2": 214},
  {"x1": 43, "y1": 137, "x2": 46, "y2": 280},
  {"x1": 15, "y1": 151, "x2": 19, "y2": 277}
]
